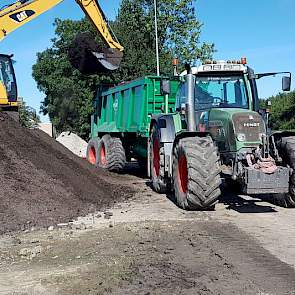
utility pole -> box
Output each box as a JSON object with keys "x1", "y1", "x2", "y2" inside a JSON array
[{"x1": 154, "y1": 0, "x2": 160, "y2": 76}]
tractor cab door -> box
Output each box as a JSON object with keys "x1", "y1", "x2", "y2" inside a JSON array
[{"x1": 0, "y1": 54, "x2": 17, "y2": 103}]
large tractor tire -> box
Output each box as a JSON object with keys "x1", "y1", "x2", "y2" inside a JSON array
[
  {"x1": 173, "y1": 136, "x2": 221, "y2": 210},
  {"x1": 86, "y1": 137, "x2": 101, "y2": 166},
  {"x1": 98, "y1": 135, "x2": 126, "y2": 172},
  {"x1": 275, "y1": 136, "x2": 295, "y2": 208},
  {"x1": 149, "y1": 124, "x2": 168, "y2": 193}
]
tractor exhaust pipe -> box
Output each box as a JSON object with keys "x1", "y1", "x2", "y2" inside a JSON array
[
  {"x1": 185, "y1": 72, "x2": 196, "y2": 132},
  {"x1": 68, "y1": 32, "x2": 123, "y2": 75}
]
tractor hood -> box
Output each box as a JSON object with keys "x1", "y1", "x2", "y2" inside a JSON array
[{"x1": 203, "y1": 108, "x2": 266, "y2": 152}]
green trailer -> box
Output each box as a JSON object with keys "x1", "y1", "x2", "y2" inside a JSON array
[
  {"x1": 87, "y1": 61, "x2": 295, "y2": 210},
  {"x1": 88, "y1": 76, "x2": 181, "y2": 168}
]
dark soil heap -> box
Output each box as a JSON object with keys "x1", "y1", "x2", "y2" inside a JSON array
[{"x1": 0, "y1": 112, "x2": 131, "y2": 234}]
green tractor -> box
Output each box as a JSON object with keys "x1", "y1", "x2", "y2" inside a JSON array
[{"x1": 87, "y1": 59, "x2": 294, "y2": 210}]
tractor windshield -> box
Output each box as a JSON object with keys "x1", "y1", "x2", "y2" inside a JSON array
[
  {"x1": 194, "y1": 76, "x2": 249, "y2": 110},
  {"x1": 0, "y1": 55, "x2": 17, "y2": 100}
]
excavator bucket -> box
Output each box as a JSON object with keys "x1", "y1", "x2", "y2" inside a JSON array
[{"x1": 68, "y1": 32, "x2": 123, "y2": 75}]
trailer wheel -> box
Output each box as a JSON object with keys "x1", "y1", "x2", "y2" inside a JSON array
[
  {"x1": 150, "y1": 125, "x2": 167, "y2": 193},
  {"x1": 86, "y1": 138, "x2": 100, "y2": 166},
  {"x1": 275, "y1": 136, "x2": 295, "y2": 208},
  {"x1": 173, "y1": 136, "x2": 221, "y2": 210},
  {"x1": 98, "y1": 135, "x2": 126, "y2": 172}
]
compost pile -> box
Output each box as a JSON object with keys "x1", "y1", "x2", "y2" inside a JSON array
[{"x1": 0, "y1": 112, "x2": 130, "y2": 234}]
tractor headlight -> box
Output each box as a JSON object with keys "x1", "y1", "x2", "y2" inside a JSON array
[{"x1": 237, "y1": 133, "x2": 246, "y2": 142}]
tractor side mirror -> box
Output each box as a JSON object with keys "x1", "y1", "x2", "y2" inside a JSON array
[
  {"x1": 282, "y1": 76, "x2": 291, "y2": 92},
  {"x1": 161, "y1": 80, "x2": 170, "y2": 95}
]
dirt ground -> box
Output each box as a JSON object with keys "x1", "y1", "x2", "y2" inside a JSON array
[
  {"x1": 1, "y1": 113, "x2": 295, "y2": 294},
  {"x1": 1, "y1": 167, "x2": 295, "y2": 294}
]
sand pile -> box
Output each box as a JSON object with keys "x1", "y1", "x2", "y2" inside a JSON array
[{"x1": 56, "y1": 131, "x2": 87, "y2": 158}]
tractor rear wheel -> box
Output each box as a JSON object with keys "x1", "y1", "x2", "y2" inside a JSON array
[
  {"x1": 149, "y1": 125, "x2": 168, "y2": 193},
  {"x1": 275, "y1": 136, "x2": 295, "y2": 208},
  {"x1": 173, "y1": 136, "x2": 221, "y2": 210},
  {"x1": 86, "y1": 138, "x2": 101, "y2": 166},
  {"x1": 98, "y1": 135, "x2": 126, "y2": 172}
]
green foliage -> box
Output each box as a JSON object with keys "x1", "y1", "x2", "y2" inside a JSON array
[
  {"x1": 113, "y1": 0, "x2": 214, "y2": 80},
  {"x1": 33, "y1": 0, "x2": 214, "y2": 138},
  {"x1": 268, "y1": 91, "x2": 295, "y2": 130},
  {"x1": 19, "y1": 102, "x2": 40, "y2": 128},
  {"x1": 157, "y1": 0, "x2": 215, "y2": 63},
  {"x1": 33, "y1": 19, "x2": 109, "y2": 138}
]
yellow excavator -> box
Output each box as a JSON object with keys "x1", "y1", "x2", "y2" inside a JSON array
[{"x1": 0, "y1": 0, "x2": 124, "y2": 111}]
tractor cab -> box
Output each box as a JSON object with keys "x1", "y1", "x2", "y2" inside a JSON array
[
  {"x1": 177, "y1": 59, "x2": 253, "y2": 112},
  {"x1": 176, "y1": 59, "x2": 291, "y2": 152}
]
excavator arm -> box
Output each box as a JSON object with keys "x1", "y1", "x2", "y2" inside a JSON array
[
  {"x1": 0, "y1": 0, "x2": 63, "y2": 40},
  {"x1": 75, "y1": 0, "x2": 123, "y2": 51},
  {"x1": 0, "y1": 0, "x2": 123, "y2": 52},
  {"x1": 0, "y1": 0, "x2": 123, "y2": 109}
]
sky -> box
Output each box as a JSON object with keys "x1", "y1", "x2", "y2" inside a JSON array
[{"x1": 1, "y1": 0, "x2": 294, "y2": 122}]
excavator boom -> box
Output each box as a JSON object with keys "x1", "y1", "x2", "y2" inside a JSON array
[
  {"x1": 75, "y1": 0, "x2": 123, "y2": 51},
  {"x1": 0, "y1": 0, "x2": 123, "y2": 52},
  {"x1": 0, "y1": 0, "x2": 63, "y2": 40},
  {"x1": 0, "y1": 0, "x2": 124, "y2": 109}
]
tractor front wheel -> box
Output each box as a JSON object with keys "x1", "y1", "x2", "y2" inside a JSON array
[{"x1": 173, "y1": 136, "x2": 221, "y2": 210}]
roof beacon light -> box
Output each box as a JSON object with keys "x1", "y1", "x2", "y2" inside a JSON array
[
  {"x1": 172, "y1": 58, "x2": 179, "y2": 66},
  {"x1": 241, "y1": 57, "x2": 247, "y2": 65}
]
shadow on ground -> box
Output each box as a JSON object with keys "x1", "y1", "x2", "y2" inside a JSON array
[
  {"x1": 122, "y1": 162, "x2": 279, "y2": 214},
  {"x1": 219, "y1": 192, "x2": 278, "y2": 214}
]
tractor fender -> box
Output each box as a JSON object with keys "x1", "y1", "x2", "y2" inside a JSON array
[
  {"x1": 149, "y1": 116, "x2": 211, "y2": 177},
  {"x1": 150, "y1": 114, "x2": 176, "y2": 143},
  {"x1": 148, "y1": 114, "x2": 177, "y2": 178}
]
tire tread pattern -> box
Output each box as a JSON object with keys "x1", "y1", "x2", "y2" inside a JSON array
[
  {"x1": 173, "y1": 136, "x2": 221, "y2": 210},
  {"x1": 100, "y1": 135, "x2": 126, "y2": 172}
]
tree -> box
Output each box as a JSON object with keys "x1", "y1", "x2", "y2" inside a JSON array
[
  {"x1": 33, "y1": 19, "x2": 110, "y2": 138},
  {"x1": 157, "y1": 0, "x2": 214, "y2": 63},
  {"x1": 33, "y1": 0, "x2": 215, "y2": 138},
  {"x1": 113, "y1": 0, "x2": 214, "y2": 80},
  {"x1": 268, "y1": 91, "x2": 295, "y2": 130},
  {"x1": 19, "y1": 102, "x2": 40, "y2": 128}
]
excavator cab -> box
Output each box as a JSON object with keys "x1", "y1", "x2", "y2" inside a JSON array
[{"x1": 0, "y1": 54, "x2": 18, "y2": 110}]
